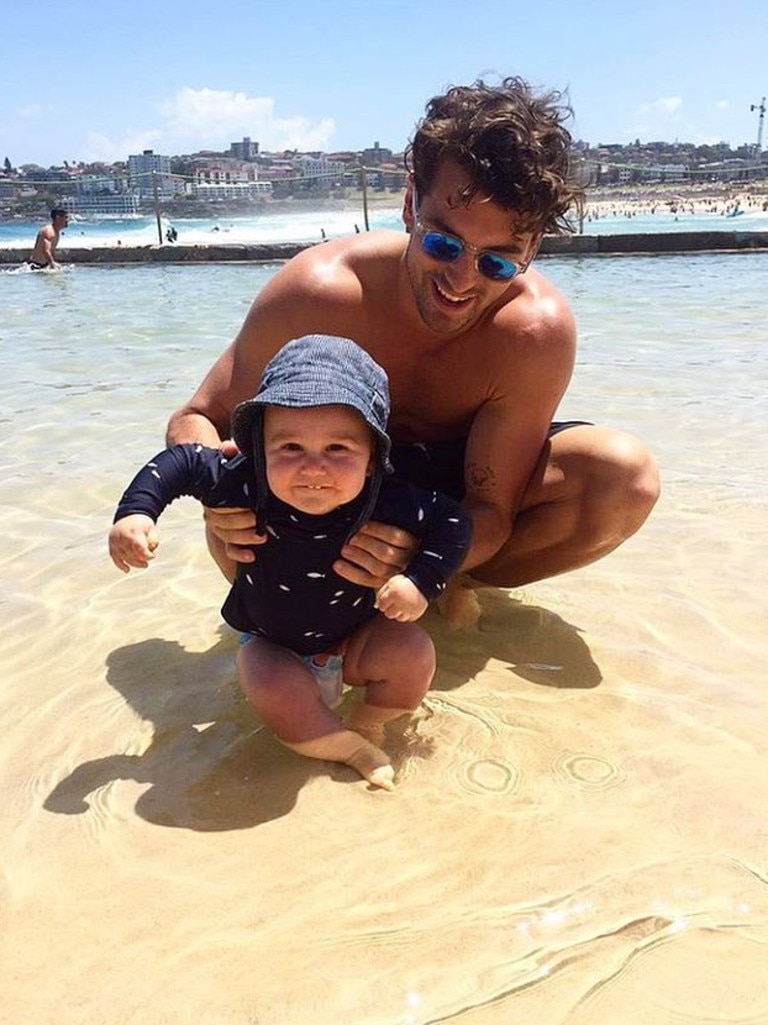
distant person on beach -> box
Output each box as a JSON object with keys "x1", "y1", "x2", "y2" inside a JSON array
[
  {"x1": 26, "y1": 207, "x2": 68, "y2": 270},
  {"x1": 110, "y1": 335, "x2": 472, "y2": 789},
  {"x1": 167, "y1": 76, "x2": 660, "y2": 602}
]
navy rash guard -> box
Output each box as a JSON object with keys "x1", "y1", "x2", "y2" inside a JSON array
[{"x1": 114, "y1": 444, "x2": 472, "y2": 655}]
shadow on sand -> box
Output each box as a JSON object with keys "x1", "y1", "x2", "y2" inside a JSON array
[{"x1": 44, "y1": 589, "x2": 601, "y2": 831}]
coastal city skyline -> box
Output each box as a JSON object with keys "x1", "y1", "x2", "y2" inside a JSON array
[
  {"x1": 4, "y1": 131, "x2": 766, "y2": 224},
  {"x1": 2, "y1": 0, "x2": 766, "y2": 170}
]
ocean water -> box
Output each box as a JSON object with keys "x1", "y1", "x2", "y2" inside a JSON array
[
  {"x1": 2, "y1": 252, "x2": 768, "y2": 1023},
  {"x1": 2, "y1": 192, "x2": 768, "y2": 252},
  {"x1": 1, "y1": 206, "x2": 402, "y2": 249}
]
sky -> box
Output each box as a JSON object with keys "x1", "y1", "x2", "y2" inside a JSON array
[{"x1": 2, "y1": 0, "x2": 767, "y2": 169}]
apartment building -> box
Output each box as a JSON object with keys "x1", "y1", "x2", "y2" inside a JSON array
[{"x1": 128, "y1": 150, "x2": 177, "y2": 198}]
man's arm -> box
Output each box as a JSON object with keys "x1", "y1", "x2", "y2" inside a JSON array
[
  {"x1": 166, "y1": 242, "x2": 414, "y2": 575},
  {"x1": 167, "y1": 243, "x2": 361, "y2": 447},
  {"x1": 165, "y1": 249, "x2": 335, "y2": 565},
  {"x1": 459, "y1": 289, "x2": 576, "y2": 572},
  {"x1": 42, "y1": 237, "x2": 55, "y2": 267},
  {"x1": 166, "y1": 342, "x2": 241, "y2": 447},
  {"x1": 166, "y1": 333, "x2": 280, "y2": 564}
]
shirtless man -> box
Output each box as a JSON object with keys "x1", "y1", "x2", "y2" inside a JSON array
[
  {"x1": 27, "y1": 208, "x2": 68, "y2": 270},
  {"x1": 167, "y1": 77, "x2": 660, "y2": 591}
]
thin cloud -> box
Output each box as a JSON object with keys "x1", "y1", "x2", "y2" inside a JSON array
[
  {"x1": 83, "y1": 87, "x2": 336, "y2": 163},
  {"x1": 624, "y1": 96, "x2": 684, "y2": 142},
  {"x1": 161, "y1": 87, "x2": 336, "y2": 152},
  {"x1": 649, "y1": 97, "x2": 683, "y2": 115},
  {"x1": 85, "y1": 129, "x2": 164, "y2": 164},
  {"x1": 17, "y1": 104, "x2": 48, "y2": 120}
]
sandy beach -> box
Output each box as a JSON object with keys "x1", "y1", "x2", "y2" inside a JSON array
[
  {"x1": 1, "y1": 252, "x2": 767, "y2": 1023},
  {"x1": 582, "y1": 183, "x2": 768, "y2": 226}
]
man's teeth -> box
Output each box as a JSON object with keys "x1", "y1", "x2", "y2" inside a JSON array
[{"x1": 436, "y1": 282, "x2": 468, "y2": 303}]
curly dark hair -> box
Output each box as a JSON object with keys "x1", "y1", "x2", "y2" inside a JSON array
[{"x1": 404, "y1": 77, "x2": 584, "y2": 236}]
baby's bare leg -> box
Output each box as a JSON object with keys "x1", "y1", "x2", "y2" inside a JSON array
[
  {"x1": 343, "y1": 616, "x2": 436, "y2": 745},
  {"x1": 237, "y1": 637, "x2": 342, "y2": 743},
  {"x1": 237, "y1": 637, "x2": 394, "y2": 788}
]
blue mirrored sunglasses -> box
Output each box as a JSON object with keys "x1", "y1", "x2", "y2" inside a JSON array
[
  {"x1": 411, "y1": 187, "x2": 527, "y2": 282},
  {"x1": 418, "y1": 228, "x2": 521, "y2": 281}
]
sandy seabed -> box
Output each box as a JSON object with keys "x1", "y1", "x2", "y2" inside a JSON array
[{"x1": 2, "y1": 486, "x2": 767, "y2": 1024}]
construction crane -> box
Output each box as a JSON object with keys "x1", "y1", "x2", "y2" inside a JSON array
[{"x1": 750, "y1": 96, "x2": 765, "y2": 153}]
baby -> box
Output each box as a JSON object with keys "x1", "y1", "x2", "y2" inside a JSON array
[{"x1": 110, "y1": 334, "x2": 472, "y2": 789}]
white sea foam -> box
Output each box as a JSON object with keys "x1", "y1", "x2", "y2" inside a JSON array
[
  {"x1": 2, "y1": 198, "x2": 767, "y2": 251},
  {"x1": 0, "y1": 205, "x2": 404, "y2": 249}
]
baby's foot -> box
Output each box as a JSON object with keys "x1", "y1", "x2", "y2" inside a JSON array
[
  {"x1": 279, "y1": 729, "x2": 395, "y2": 790},
  {"x1": 342, "y1": 736, "x2": 395, "y2": 791}
]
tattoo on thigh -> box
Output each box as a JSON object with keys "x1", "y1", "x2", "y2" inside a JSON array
[{"x1": 467, "y1": 462, "x2": 497, "y2": 493}]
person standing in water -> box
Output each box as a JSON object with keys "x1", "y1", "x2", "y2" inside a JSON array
[{"x1": 26, "y1": 207, "x2": 68, "y2": 270}]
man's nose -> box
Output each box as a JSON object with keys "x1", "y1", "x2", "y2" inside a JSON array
[{"x1": 443, "y1": 250, "x2": 478, "y2": 291}]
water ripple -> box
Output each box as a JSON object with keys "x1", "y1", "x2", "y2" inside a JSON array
[
  {"x1": 457, "y1": 757, "x2": 521, "y2": 797},
  {"x1": 553, "y1": 750, "x2": 626, "y2": 791}
]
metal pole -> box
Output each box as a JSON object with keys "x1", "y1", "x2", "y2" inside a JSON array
[
  {"x1": 754, "y1": 97, "x2": 765, "y2": 153},
  {"x1": 152, "y1": 171, "x2": 163, "y2": 244},
  {"x1": 359, "y1": 163, "x2": 370, "y2": 231}
]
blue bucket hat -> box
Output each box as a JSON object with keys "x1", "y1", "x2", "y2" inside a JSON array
[{"x1": 231, "y1": 334, "x2": 393, "y2": 534}]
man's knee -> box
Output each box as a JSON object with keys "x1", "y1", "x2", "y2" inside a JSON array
[
  {"x1": 594, "y1": 429, "x2": 660, "y2": 529},
  {"x1": 471, "y1": 427, "x2": 658, "y2": 588}
]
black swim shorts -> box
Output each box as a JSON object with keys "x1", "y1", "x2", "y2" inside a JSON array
[{"x1": 390, "y1": 421, "x2": 591, "y2": 501}]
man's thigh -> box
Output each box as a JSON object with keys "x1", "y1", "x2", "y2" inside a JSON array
[{"x1": 517, "y1": 421, "x2": 600, "y2": 511}]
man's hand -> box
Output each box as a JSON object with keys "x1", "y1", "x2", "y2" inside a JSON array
[
  {"x1": 334, "y1": 520, "x2": 419, "y2": 589},
  {"x1": 203, "y1": 505, "x2": 267, "y2": 564},
  {"x1": 202, "y1": 438, "x2": 267, "y2": 565}
]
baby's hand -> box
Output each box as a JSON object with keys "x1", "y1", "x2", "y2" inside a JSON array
[
  {"x1": 374, "y1": 574, "x2": 428, "y2": 622},
  {"x1": 109, "y1": 514, "x2": 160, "y2": 573}
]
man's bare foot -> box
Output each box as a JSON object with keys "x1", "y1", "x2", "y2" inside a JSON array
[{"x1": 436, "y1": 574, "x2": 481, "y2": 630}]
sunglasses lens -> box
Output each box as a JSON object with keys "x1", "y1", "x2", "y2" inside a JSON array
[
  {"x1": 477, "y1": 252, "x2": 518, "y2": 281},
  {"x1": 419, "y1": 223, "x2": 520, "y2": 281},
  {"x1": 421, "y1": 230, "x2": 463, "y2": 262}
]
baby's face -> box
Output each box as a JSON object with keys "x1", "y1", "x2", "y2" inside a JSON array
[{"x1": 263, "y1": 404, "x2": 374, "y2": 515}]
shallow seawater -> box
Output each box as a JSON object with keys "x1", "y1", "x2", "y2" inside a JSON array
[{"x1": 1, "y1": 253, "x2": 767, "y2": 1024}]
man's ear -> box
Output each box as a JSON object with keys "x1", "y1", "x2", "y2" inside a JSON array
[
  {"x1": 403, "y1": 173, "x2": 416, "y2": 233},
  {"x1": 522, "y1": 233, "x2": 543, "y2": 271}
]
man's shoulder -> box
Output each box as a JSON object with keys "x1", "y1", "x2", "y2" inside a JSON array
[
  {"x1": 289, "y1": 229, "x2": 404, "y2": 281},
  {"x1": 267, "y1": 229, "x2": 406, "y2": 316},
  {"x1": 488, "y1": 266, "x2": 575, "y2": 348}
]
